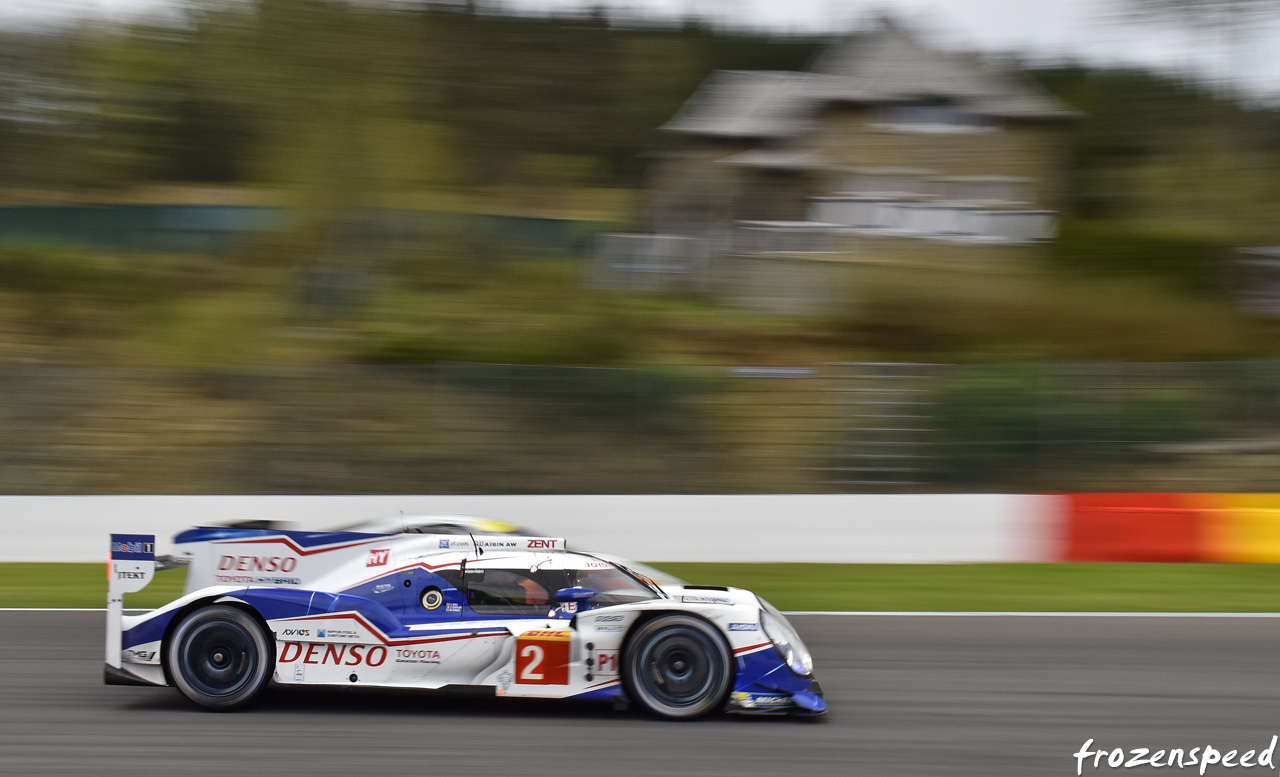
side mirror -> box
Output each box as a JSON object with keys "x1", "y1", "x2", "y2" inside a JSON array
[{"x1": 554, "y1": 587, "x2": 599, "y2": 604}]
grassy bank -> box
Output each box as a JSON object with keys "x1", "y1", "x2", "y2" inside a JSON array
[
  {"x1": 8, "y1": 562, "x2": 1280, "y2": 612},
  {"x1": 0, "y1": 564, "x2": 188, "y2": 609}
]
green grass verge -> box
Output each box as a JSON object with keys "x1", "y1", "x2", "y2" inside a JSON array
[
  {"x1": 0, "y1": 564, "x2": 189, "y2": 609},
  {"x1": 8, "y1": 562, "x2": 1280, "y2": 612}
]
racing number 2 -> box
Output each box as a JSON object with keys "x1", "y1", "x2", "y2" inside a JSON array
[
  {"x1": 515, "y1": 630, "x2": 570, "y2": 685},
  {"x1": 519, "y1": 645, "x2": 545, "y2": 680}
]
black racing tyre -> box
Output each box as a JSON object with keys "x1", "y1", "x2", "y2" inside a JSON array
[
  {"x1": 622, "y1": 614, "x2": 732, "y2": 720},
  {"x1": 167, "y1": 605, "x2": 273, "y2": 711}
]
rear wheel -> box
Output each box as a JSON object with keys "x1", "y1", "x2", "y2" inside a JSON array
[
  {"x1": 623, "y1": 614, "x2": 732, "y2": 720},
  {"x1": 167, "y1": 605, "x2": 272, "y2": 710}
]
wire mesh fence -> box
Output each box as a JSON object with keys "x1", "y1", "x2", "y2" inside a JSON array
[
  {"x1": 0, "y1": 364, "x2": 824, "y2": 495},
  {"x1": 2, "y1": 361, "x2": 1280, "y2": 494},
  {"x1": 830, "y1": 361, "x2": 1280, "y2": 492}
]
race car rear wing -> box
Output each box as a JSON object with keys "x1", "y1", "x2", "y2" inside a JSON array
[{"x1": 105, "y1": 534, "x2": 155, "y2": 683}]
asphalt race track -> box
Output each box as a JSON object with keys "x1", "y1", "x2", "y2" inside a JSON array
[{"x1": 4, "y1": 612, "x2": 1280, "y2": 776}]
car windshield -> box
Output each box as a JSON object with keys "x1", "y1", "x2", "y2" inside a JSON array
[
  {"x1": 464, "y1": 568, "x2": 552, "y2": 616},
  {"x1": 561, "y1": 555, "x2": 661, "y2": 606}
]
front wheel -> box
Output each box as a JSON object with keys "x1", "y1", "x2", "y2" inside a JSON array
[
  {"x1": 622, "y1": 614, "x2": 732, "y2": 720},
  {"x1": 167, "y1": 605, "x2": 273, "y2": 710}
]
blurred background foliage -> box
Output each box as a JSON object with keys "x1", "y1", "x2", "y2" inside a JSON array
[
  {"x1": 0, "y1": 1, "x2": 821, "y2": 197},
  {"x1": 0, "y1": 0, "x2": 1275, "y2": 369},
  {"x1": 0, "y1": 2, "x2": 1278, "y2": 493},
  {"x1": 0, "y1": 2, "x2": 1271, "y2": 227}
]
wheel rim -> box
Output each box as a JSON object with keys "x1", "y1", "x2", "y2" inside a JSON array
[
  {"x1": 635, "y1": 626, "x2": 721, "y2": 711},
  {"x1": 178, "y1": 619, "x2": 259, "y2": 698}
]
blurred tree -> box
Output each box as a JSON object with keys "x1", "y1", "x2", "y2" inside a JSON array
[
  {"x1": 11, "y1": 0, "x2": 1268, "y2": 245},
  {"x1": 1035, "y1": 64, "x2": 1280, "y2": 235},
  {"x1": 0, "y1": 2, "x2": 821, "y2": 196},
  {"x1": 74, "y1": 24, "x2": 190, "y2": 187},
  {"x1": 0, "y1": 31, "x2": 84, "y2": 186},
  {"x1": 1118, "y1": 1, "x2": 1280, "y2": 239},
  {"x1": 608, "y1": 36, "x2": 707, "y2": 179},
  {"x1": 1124, "y1": 0, "x2": 1280, "y2": 26},
  {"x1": 1122, "y1": 0, "x2": 1280, "y2": 92},
  {"x1": 179, "y1": 0, "x2": 460, "y2": 216}
]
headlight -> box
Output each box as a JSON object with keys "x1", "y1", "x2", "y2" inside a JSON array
[{"x1": 757, "y1": 597, "x2": 813, "y2": 677}]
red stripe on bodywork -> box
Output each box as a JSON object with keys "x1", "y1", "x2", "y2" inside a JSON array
[{"x1": 585, "y1": 679, "x2": 620, "y2": 690}]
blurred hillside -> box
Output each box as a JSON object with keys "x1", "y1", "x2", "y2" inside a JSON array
[
  {"x1": 1, "y1": 4, "x2": 1280, "y2": 494},
  {"x1": 0, "y1": 2, "x2": 1276, "y2": 369},
  {"x1": 0, "y1": 3, "x2": 1274, "y2": 232},
  {"x1": 1034, "y1": 64, "x2": 1280, "y2": 241},
  {"x1": 0, "y1": 3, "x2": 821, "y2": 208}
]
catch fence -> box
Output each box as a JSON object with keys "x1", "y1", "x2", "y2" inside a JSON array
[{"x1": 0, "y1": 361, "x2": 1278, "y2": 494}]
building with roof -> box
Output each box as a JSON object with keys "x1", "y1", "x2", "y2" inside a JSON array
[
  {"x1": 652, "y1": 19, "x2": 1076, "y2": 233},
  {"x1": 593, "y1": 20, "x2": 1081, "y2": 313}
]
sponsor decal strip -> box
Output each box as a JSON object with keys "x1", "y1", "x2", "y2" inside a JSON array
[
  {"x1": 110, "y1": 537, "x2": 155, "y2": 560},
  {"x1": 272, "y1": 611, "x2": 509, "y2": 647},
  {"x1": 733, "y1": 641, "x2": 773, "y2": 656},
  {"x1": 279, "y1": 642, "x2": 393, "y2": 667}
]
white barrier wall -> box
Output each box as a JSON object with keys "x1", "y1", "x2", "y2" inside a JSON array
[{"x1": 0, "y1": 494, "x2": 1059, "y2": 564}]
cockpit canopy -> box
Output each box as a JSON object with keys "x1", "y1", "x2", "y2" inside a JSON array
[{"x1": 435, "y1": 552, "x2": 661, "y2": 616}]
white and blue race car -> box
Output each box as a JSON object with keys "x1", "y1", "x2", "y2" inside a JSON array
[{"x1": 105, "y1": 529, "x2": 825, "y2": 720}]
